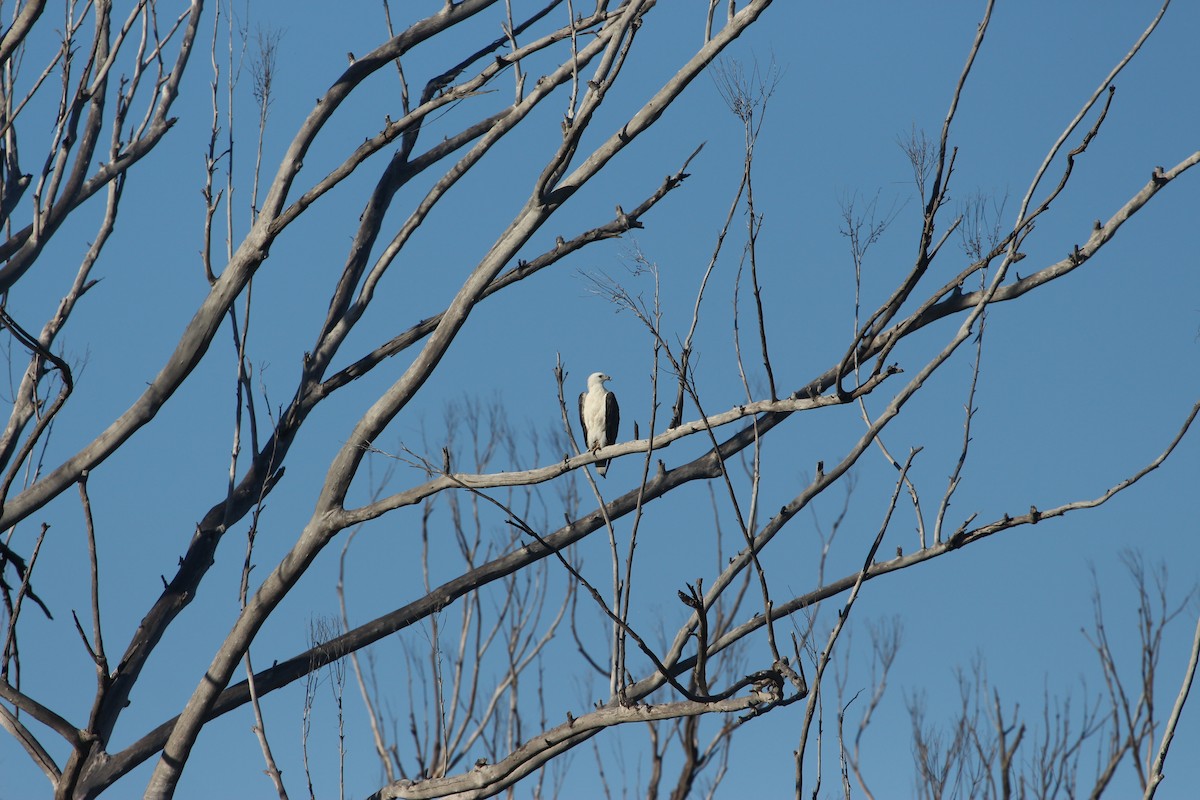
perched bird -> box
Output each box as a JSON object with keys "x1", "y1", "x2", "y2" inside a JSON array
[{"x1": 579, "y1": 372, "x2": 619, "y2": 477}]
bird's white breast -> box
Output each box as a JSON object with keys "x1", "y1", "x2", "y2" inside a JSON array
[{"x1": 582, "y1": 389, "x2": 608, "y2": 449}]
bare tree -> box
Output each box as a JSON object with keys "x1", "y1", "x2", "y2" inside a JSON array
[
  {"x1": 842, "y1": 554, "x2": 1198, "y2": 800},
  {"x1": 0, "y1": 2, "x2": 1197, "y2": 799}
]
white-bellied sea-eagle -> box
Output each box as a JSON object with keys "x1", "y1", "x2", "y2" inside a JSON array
[{"x1": 579, "y1": 372, "x2": 619, "y2": 477}]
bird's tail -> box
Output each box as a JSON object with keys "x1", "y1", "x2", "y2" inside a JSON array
[{"x1": 596, "y1": 459, "x2": 610, "y2": 478}]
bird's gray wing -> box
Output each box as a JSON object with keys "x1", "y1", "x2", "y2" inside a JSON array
[{"x1": 605, "y1": 391, "x2": 619, "y2": 447}]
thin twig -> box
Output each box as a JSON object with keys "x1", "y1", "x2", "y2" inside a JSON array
[
  {"x1": 795, "y1": 449, "x2": 917, "y2": 791},
  {"x1": 1143, "y1": 611, "x2": 1200, "y2": 799},
  {"x1": 76, "y1": 473, "x2": 107, "y2": 678}
]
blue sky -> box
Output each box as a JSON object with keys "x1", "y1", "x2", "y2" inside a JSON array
[{"x1": 3, "y1": 2, "x2": 1199, "y2": 798}]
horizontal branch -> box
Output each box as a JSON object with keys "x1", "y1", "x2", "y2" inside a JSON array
[
  {"x1": 370, "y1": 691, "x2": 768, "y2": 800},
  {"x1": 337, "y1": 370, "x2": 896, "y2": 526}
]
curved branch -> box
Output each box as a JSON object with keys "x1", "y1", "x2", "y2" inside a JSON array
[
  {"x1": 0, "y1": 702, "x2": 59, "y2": 784},
  {"x1": 0, "y1": 679, "x2": 81, "y2": 750}
]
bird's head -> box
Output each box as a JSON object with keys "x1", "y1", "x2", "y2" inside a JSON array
[{"x1": 587, "y1": 372, "x2": 612, "y2": 388}]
